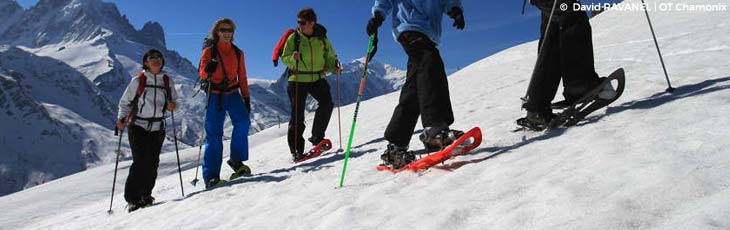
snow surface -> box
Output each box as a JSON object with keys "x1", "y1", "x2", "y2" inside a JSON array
[{"x1": 1, "y1": 0, "x2": 729, "y2": 229}]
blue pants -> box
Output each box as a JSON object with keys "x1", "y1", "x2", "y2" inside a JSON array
[{"x1": 203, "y1": 91, "x2": 250, "y2": 182}]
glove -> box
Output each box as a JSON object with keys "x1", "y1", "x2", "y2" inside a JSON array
[
  {"x1": 366, "y1": 12, "x2": 384, "y2": 36},
  {"x1": 243, "y1": 97, "x2": 251, "y2": 112},
  {"x1": 204, "y1": 60, "x2": 218, "y2": 73},
  {"x1": 447, "y1": 7, "x2": 465, "y2": 30},
  {"x1": 199, "y1": 78, "x2": 210, "y2": 92}
]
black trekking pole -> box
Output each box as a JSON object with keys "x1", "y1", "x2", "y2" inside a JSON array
[
  {"x1": 521, "y1": 0, "x2": 559, "y2": 106},
  {"x1": 191, "y1": 80, "x2": 212, "y2": 186},
  {"x1": 640, "y1": 0, "x2": 674, "y2": 93},
  {"x1": 108, "y1": 126, "x2": 124, "y2": 214},
  {"x1": 170, "y1": 111, "x2": 185, "y2": 197}
]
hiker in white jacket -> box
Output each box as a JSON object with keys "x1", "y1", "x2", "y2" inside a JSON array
[{"x1": 115, "y1": 49, "x2": 178, "y2": 212}]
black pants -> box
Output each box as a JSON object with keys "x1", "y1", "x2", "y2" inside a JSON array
[
  {"x1": 287, "y1": 79, "x2": 333, "y2": 154},
  {"x1": 523, "y1": 11, "x2": 601, "y2": 114},
  {"x1": 124, "y1": 124, "x2": 165, "y2": 203},
  {"x1": 384, "y1": 31, "x2": 454, "y2": 147}
]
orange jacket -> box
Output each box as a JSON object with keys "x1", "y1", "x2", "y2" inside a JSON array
[{"x1": 198, "y1": 41, "x2": 250, "y2": 97}]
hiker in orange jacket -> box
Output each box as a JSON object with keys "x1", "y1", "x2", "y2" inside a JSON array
[{"x1": 197, "y1": 18, "x2": 252, "y2": 188}]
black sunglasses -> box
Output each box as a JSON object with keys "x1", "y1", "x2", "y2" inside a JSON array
[
  {"x1": 146, "y1": 55, "x2": 162, "y2": 61},
  {"x1": 218, "y1": 28, "x2": 234, "y2": 33},
  {"x1": 297, "y1": 20, "x2": 308, "y2": 26}
]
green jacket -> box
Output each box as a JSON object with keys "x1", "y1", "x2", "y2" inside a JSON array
[{"x1": 281, "y1": 30, "x2": 338, "y2": 82}]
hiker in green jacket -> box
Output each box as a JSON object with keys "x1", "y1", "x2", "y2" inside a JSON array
[{"x1": 281, "y1": 7, "x2": 341, "y2": 161}]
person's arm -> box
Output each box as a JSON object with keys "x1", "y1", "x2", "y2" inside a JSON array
[
  {"x1": 116, "y1": 76, "x2": 139, "y2": 128},
  {"x1": 238, "y1": 51, "x2": 250, "y2": 98},
  {"x1": 198, "y1": 47, "x2": 213, "y2": 80},
  {"x1": 324, "y1": 38, "x2": 338, "y2": 72},
  {"x1": 281, "y1": 33, "x2": 298, "y2": 70}
]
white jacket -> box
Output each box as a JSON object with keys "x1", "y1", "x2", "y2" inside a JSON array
[{"x1": 117, "y1": 70, "x2": 179, "y2": 131}]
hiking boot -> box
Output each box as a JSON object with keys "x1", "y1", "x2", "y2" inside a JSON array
[
  {"x1": 292, "y1": 152, "x2": 306, "y2": 161},
  {"x1": 597, "y1": 78, "x2": 617, "y2": 100},
  {"x1": 205, "y1": 178, "x2": 224, "y2": 189},
  {"x1": 227, "y1": 159, "x2": 252, "y2": 180},
  {"x1": 308, "y1": 136, "x2": 324, "y2": 146},
  {"x1": 517, "y1": 111, "x2": 557, "y2": 131},
  {"x1": 380, "y1": 143, "x2": 415, "y2": 169},
  {"x1": 141, "y1": 195, "x2": 155, "y2": 207},
  {"x1": 127, "y1": 200, "x2": 145, "y2": 213},
  {"x1": 419, "y1": 127, "x2": 465, "y2": 151}
]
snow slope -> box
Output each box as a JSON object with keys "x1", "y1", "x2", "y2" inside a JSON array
[{"x1": 0, "y1": 0, "x2": 728, "y2": 229}]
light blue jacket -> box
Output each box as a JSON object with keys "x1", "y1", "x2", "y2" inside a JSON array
[{"x1": 372, "y1": 0, "x2": 462, "y2": 45}]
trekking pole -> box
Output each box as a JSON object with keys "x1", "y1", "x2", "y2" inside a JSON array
[
  {"x1": 335, "y1": 60, "x2": 343, "y2": 152},
  {"x1": 521, "y1": 0, "x2": 559, "y2": 106},
  {"x1": 191, "y1": 81, "x2": 212, "y2": 186},
  {"x1": 170, "y1": 111, "x2": 185, "y2": 197},
  {"x1": 339, "y1": 34, "x2": 377, "y2": 188},
  {"x1": 640, "y1": 0, "x2": 674, "y2": 93},
  {"x1": 108, "y1": 127, "x2": 124, "y2": 214}
]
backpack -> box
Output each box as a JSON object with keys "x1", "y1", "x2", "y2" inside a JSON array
[
  {"x1": 126, "y1": 72, "x2": 172, "y2": 127},
  {"x1": 272, "y1": 29, "x2": 298, "y2": 67}
]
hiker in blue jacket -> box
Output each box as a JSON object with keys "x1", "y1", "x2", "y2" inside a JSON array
[{"x1": 366, "y1": 0, "x2": 466, "y2": 169}]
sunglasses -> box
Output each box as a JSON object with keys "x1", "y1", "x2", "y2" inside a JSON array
[
  {"x1": 218, "y1": 28, "x2": 234, "y2": 33},
  {"x1": 146, "y1": 55, "x2": 162, "y2": 61},
  {"x1": 297, "y1": 20, "x2": 308, "y2": 26}
]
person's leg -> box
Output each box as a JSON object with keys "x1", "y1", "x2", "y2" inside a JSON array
[
  {"x1": 560, "y1": 11, "x2": 601, "y2": 100},
  {"x1": 226, "y1": 91, "x2": 250, "y2": 162},
  {"x1": 142, "y1": 128, "x2": 165, "y2": 198},
  {"x1": 202, "y1": 93, "x2": 226, "y2": 182},
  {"x1": 523, "y1": 13, "x2": 563, "y2": 115},
  {"x1": 383, "y1": 31, "x2": 424, "y2": 147},
  {"x1": 287, "y1": 82, "x2": 307, "y2": 155},
  {"x1": 410, "y1": 33, "x2": 454, "y2": 131},
  {"x1": 124, "y1": 125, "x2": 145, "y2": 203},
  {"x1": 309, "y1": 79, "x2": 334, "y2": 144}
]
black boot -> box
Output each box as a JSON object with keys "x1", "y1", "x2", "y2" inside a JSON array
[
  {"x1": 516, "y1": 111, "x2": 556, "y2": 131},
  {"x1": 141, "y1": 195, "x2": 155, "y2": 207},
  {"x1": 308, "y1": 136, "x2": 323, "y2": 146},
  {"x1": 419, "y1": 127, "x2": 464, "y2": 152},
  {"x1": 127, "y1": 200, "x2": 144, "y2": 213},
  {"x1": 205, "y1": 178, "x2": 224, "y2": 189},
  {"x1": 380, "y1": 143, "x2": 415, "y2": 169},
  {"x1": 227, "y1": 159, "x2": 251, "y2": 180}
]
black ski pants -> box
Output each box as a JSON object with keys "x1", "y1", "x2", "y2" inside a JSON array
[
  {"x1": 523, "y1": 10, "x2": 601, "y2": 114},
  {"x1": 384, "y1": 31, "x2": 454, "y2": 147},
  {"x1": 287, "y1": 79, "x2": 334, "y2": 154},
  {"x1": 124, "y1": 124, "x2": 165, "y2": 203}
]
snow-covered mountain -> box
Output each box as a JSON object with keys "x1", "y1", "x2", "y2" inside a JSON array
[
  {"x1": 0, "y1": 0, "x2": 727, "y2": 229},
  {"x1": 0, "y1": 0, "x2": 404, "y2": 196}
]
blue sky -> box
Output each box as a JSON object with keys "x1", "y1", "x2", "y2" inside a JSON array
[{"x1": 16, "y1": 0, "x2": 621, "y2": 79}]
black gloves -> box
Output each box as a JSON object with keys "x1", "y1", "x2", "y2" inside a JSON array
[
  {"x1": 199, "y1": 78, "x2": 210, "y2": 92},
  {"x1": 243, "y1": 97, "x2": 251, "y2": 112},
  {"x1": 447, "y1": 7, "x2": 465, "y2": 30},
  {"x1": 204, "y1": 60, "x2": 218, "y2": 73},
  {"x1": 366, "y1": 12, "x2": 384, "y2": 36}
]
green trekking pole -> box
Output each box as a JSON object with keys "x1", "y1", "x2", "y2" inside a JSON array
[{"x1": 339, "y1": 34, "x2": 377, "y2": 188}]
